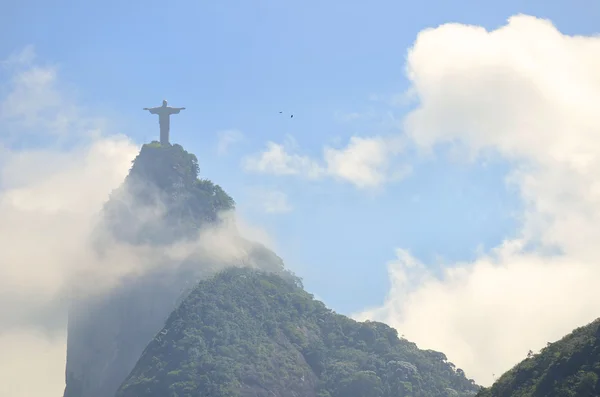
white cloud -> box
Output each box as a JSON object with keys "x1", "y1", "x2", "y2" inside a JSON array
[
  {"x1": 357, "y1": 14, "x2": 600, "y2": 386},
  {"x1": 0, "y1": 51, "x2": 102, "y2": 143},
  {"x1": 242, "y1": 135, "x2": 407, "y2": 189},
  {"x1": 216, "y1": 129, "x2": 244, "y2": 155},
  {"x1": 10, "y1": 12, "x2": 600, "y2": 394},
  {"x1": 243, "y1": 141, "x2": 325, "y2": 178},
  {"x1": 0, "y1": 47, "x2": 277, "y2": 397},
  {"x1": 0, "y1": 47, "x2": 140, "y2": 397},
  {"x1": 0, "y1": 331, "x2": 66, "y2": 397},
  {"x1": 324, "y1": 136, "x2": 408, "y2": 188},
  {"x1": 247, "y1": 187, "x2": 293, "y2": 214}
]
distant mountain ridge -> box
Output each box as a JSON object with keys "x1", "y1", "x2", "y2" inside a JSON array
[{"x1": 477, "y1": 318, "x2": 600, "y2": 397}]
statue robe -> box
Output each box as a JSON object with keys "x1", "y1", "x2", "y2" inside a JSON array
[{"x1": 147, "y1": 106, "x2": 183, "y2": 145}]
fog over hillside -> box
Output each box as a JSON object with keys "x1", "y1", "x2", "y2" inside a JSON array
[{"x1": 3, "y1": 5, "x2": 600, "y2": 396}]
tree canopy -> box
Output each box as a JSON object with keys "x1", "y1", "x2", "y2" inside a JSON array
[
  {"x1": 477, "y1": 318, "x2": 600, "y2": 397},
  {"x1": 101, "y1": 142, "x2": 235, "y2": 245},
  {"x1": 117, "y1": 267, "x2": 480, "y2": 397}
]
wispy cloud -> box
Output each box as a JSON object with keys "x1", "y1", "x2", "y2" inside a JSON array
[
  {"x1": 333, "y1": 110, "x2": 368, "y2": 123},
  {"x1": 0, "y1": 44, "x2": 36, "y2": 67},
  {"x1": 216, "y1": 129, "x2": 244, "y2": 156},
  {"x1": 242, "y1": 135, "x2": 408, "y2": 189},
  {"x1": 242, "y1": 141, "x2": 325, "y2": 178},
  {"x1": 247, "y1": 187, "x2": 293, "y2": 214},
  {"x1": 0, "y1": 50, "x2": 104, "y2": 144}
]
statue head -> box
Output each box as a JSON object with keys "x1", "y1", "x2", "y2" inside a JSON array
[{"x1": 162, "y1": 99, "x2": 167, "y2": 107}]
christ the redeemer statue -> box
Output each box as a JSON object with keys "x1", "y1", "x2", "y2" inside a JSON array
[{"x1": 143, "y1": 99, "x2": 186, "y2": 145}]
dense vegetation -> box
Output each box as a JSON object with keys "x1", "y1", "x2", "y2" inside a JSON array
[
  {"x1": 477, "y1": 318, "x2": 600, "y2": 397},
  {"x1": 117, "y1": 267, "x2": 480, "y2": 397},
  {"x1": 64, "y1": 142, "x2": 283, "y2": 397},
  {"x1": 101, "y1": 142, "x2": 235, "y2": 245},
  {"x1": 66, "y1": 141, "x2": 482, "y2": 397}
]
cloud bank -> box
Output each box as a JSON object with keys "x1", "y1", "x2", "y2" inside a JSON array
[
  {"x1": 0, "y1": 47, "x2": 273, "y2": 397},
  {"x1": 6, "y1": 12, "x2": 600, "y2": 395},
  {"x1": 357, "y1": 14, "x2": 600, "y2": 386},
  {"x1": 0, "y1": 47, "x2": 139, "y2": 396}
]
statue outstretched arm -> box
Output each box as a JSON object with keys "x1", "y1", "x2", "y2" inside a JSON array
[
  {"x1": 168, "y1": 107, "x2": 186, "y2": 114},
  {"x1": 143, "y1": 107, "x2": 160, "y2": 114}
]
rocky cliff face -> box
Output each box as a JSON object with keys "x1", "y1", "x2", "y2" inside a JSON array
[
  {"x1": 64, "y1": 268, "x2": 197, "y2": 397},
  {"x1": 62, "y1": 142, "x2": 286, "y2": 397}
]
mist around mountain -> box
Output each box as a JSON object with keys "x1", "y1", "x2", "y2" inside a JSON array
[
  {"x1": 62, "y1": 140, "x2": 600, "y2": 397},
  {"x1": 62, "y1": 141, "x2": 482, "y2": 397},
  {"x1": 61, "y1": 140, "x2": 600, "y2": 397},
  {"x1": 63, "y1": 142, "x2": 291, "y2": 397},
  {"x1": 476, "y1": 318, "x2": 600, "y2": 397}
]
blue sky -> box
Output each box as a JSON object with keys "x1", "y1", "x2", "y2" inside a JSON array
[
  {"x1": 7, "y1": 0, "x2": 600, "y2": 393},
  {"x1": 3, "y1": 0, "x2": 599, "y2": 314}
]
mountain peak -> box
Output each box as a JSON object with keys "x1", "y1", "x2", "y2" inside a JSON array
[
  {"x1": 101, "y1": 141, "x2": 235, "y2": 245},
  {"x1": 65, "y1": 141, "x2": 481, "y2": 397},
  {"x1": 64, "y1": 142, "x2": 284, "y2": 397},
  {"x1": 116, "y1": 266, "x2": 480, "y2": 397},
  {"x1": 127, "y1": 142, "x2": 201, "y2": 193}
]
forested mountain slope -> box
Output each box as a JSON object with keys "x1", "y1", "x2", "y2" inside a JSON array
[
  {"x1": 477, "y1": 318, "x2": 600, "y2": 397},
  {"x1": 63, "y1": 142, "x2": 287, "y2": 397},
  {"x1": 117, "y1": 267, "x2": 480, "y2": 397}
]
